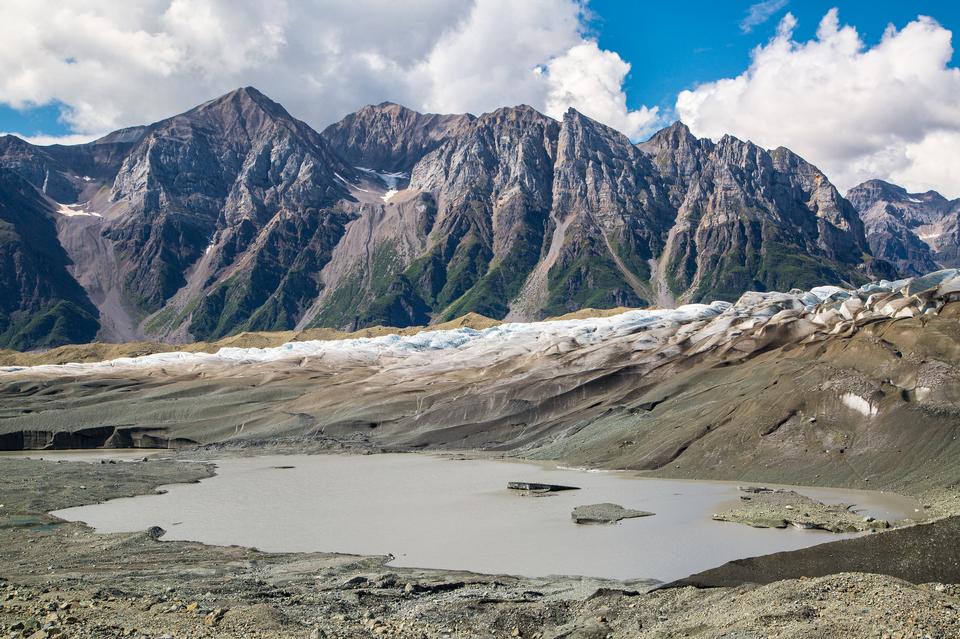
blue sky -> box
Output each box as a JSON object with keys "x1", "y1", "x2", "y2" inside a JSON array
[
  {"x1": 587, "y1": 0, "x2": 960, "y2": 115},
  {"x1": 0, "y1": 101, "x2": 74, "y2": 139},
  {"x1": 1, "y1": 1, "x2": 958, "y2": 195},
  {"x1": 3, "y1": 1, "x2": 957, "y2": 140}
]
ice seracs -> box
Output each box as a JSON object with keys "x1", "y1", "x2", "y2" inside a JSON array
[{"x1": 5, "y1": 269, "x2": 960, "y2": 379}]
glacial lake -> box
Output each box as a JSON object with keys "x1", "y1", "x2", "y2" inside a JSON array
[{"x1": 50, "y1": 453, "x2": 918, "y2": 582}]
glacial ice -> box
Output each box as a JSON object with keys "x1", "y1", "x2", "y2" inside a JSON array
[{"x1": 4, "y1": 270, "x2": 960, "y2": 377}]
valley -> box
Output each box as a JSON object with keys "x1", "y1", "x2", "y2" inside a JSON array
[
  {"x1": 1, "y1": 269, "x2": 959, "y2": 636},
  {"x1": 1, "y1": 88, "x2": 959, "y2": 639}
]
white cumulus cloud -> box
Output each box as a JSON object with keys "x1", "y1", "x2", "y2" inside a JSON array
[
  {"x1": 0, "y1": 132, "x2": 101, "y2": 146},
  {"x1": 0, "y1": 0, "x2": 658, "y2": 141},
  {"x1": 677, "y1": 9, "x2": 960, "y2": 198},
  {"x1": 543, "y1": 41, "x2": 660, "y2": 138}
]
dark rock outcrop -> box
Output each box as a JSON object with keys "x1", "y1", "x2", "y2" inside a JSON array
[
  {"x1": 507, "y1": 482, "x2": 580, "y2": 492},
  {"x1": 571, "y1": 503, "x2": 654, "y2": 524},
  {"x1": 662, "y1": 516, "x2": 960, "y2": 589},
  {"x1": 0, "y1": 169, "x2": 99, "y2": 349}
]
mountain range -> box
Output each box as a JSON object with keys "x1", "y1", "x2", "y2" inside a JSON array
[
  {"x1": 846, "y1": 179, "x2": 960, "y2": 277},
  {"x1": 0, "y1": 86, "x2": 954, "y2": 350}
]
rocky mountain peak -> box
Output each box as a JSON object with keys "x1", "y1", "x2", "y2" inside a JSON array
[
  {"x1": 558, "y1": 107, "x2": 593, "y2": 128},
  {"x1": 209, "y1": 86, "x2": 287, "y2": 114},
  {"x1": 322, "y1": 101, "x2": 475, "y2": 173},
  {"x1": 0, "y1": 91, "x2": 933, "y2": 351},
  {"x1": 95, "y1": 88, "x2": 357, "y2": 324},
  {"x1": 850, "y1": 178, "x2": 907, "y2": 197},
  {"x1": 159, "y1": 86, "x2": 304, "y2": 144},
  {"x1": 640, "y1": 120, "x2": 695, "y2": 148},
  {"x1": 847, "y1": 179, "x2": 951, "y2": 212},
  {"x1": 846, "y1": 179, "x2": 959, "y2": 276},
  {"x1": 0, "y1": 134, "x2": 30, "y2": 149},
  {"x1": 92, "y1": 125, "x2": 149, "y2": 146},
  {"x1": 557, "y1": 107, "x2": 636, "y2": 158},
  {"x1": 636, "y1": 120, "x2": 707, "y2": 181},
  {"x1": 478, "y1": 104, "x2": 549, "y2": 125}
]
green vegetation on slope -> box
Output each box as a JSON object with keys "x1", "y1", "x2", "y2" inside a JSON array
[
  {"x1": 189, "y1": 209, "x2": 351, "y2": 340},
  {"x1": 440, "y1": 209, "x2": 547, "y2": 320},
  {"x1": 544, "y1": 249, "x2": 647, "y2": 316},
  {"x1": 0, "y1": 301, "x2": 99, "y2": 351},
  {"x1": 312, "y1": 242, "x2": 431, "y2": 330}
]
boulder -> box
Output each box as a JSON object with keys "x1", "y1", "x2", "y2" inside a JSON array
[{"x1": 571, "y1": 503, "x2": 655, "y2": 524}]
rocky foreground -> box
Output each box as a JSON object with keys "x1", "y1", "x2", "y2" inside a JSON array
[{"x1": 2, "y1": 456, "x2": 959, "y2": 639}]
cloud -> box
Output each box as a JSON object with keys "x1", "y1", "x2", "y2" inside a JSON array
[
  {"x1": 677, "y1": 9, "x2": 960, "y2": 198},
  {"x1": 740, "y1": 0, "x2": 789, "y2": 33},
  {"x1": 543, "y1": 41, "x2": 660, "y2": 138},
  {"x1": 0, "y1": 0, "x2": 657, "y2": 142},
  {"x1": 0, "y1": 132, "x2": 100, "y2": 146}
]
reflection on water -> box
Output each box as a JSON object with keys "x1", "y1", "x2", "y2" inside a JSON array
[{"x1": 51, "y1": 453, "x2": 917, "y2": 582}]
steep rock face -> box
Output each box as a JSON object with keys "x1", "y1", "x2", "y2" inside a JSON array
[
  {"x1": 0, "y1": 130, "x2": 141, "y2": 204},
  {"x1": 321, "y1": 102, "x2": 474, "y2": 174},
  {"x1": 0, "y1": 90, "x2": 901, "y2": 348},
  {"x1": 639, "y1": 124, "x2": 873, "y2": 302},
  {"x1": 104, "y1": 87, "x2": 357, "y2": 335},
  {"x1": 318, "y1": 109, "x2": 879, "y2": 328},
  {"x1": 847, "y1": 179, "x2": 959, "y2": 275},
  {"x1": 0, "y1": 129, "x2": 150, "y2": 343},
  {"x1": 536, "y1": 109, "x2": 672, "y2": 315},
  {"x1": 0, "y1": 88, "x2": 361, "y2": 344},
  {"x1": 405, "y1": 106, "x2": 559, "y2": 320},
  {"x1": 0, "y1": 136, "x2": 84, "y2": 204},
  {"x1": 0, "y1": 169, "x2": 98, "y2": 348},
  {"x1": 303, "y1": 105, "x2": 560, "y2": 329}
]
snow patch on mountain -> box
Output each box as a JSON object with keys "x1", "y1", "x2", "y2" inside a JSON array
[
  {"x1": 56, "y1": 203, "x2": 102, "y2": 218},
  {"x1": 357, "y1": 167, "x2": 408, "y2": 189},
  {"x1": 840, "y1": 392, "x2": 877, "y2": 417}
]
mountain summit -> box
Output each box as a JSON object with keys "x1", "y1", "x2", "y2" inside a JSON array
[
  {"x1": 0, "y1": 88, "x2": 902, "y2": 349},
  {"x1": 846, "y1": 179, "x2": 960, "y2": 276}
]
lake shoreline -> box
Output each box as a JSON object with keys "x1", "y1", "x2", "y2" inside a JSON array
[
  {"x1": 2, "y1": 448, "x2": 959, "y2": 637},
  {"x1": 46, "y1": 451, "x2": 920, "y2": 582}
]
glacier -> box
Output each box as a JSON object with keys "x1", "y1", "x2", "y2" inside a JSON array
[{"x1": 3, "y1": 269, "x2": 958, "y2": 378}]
